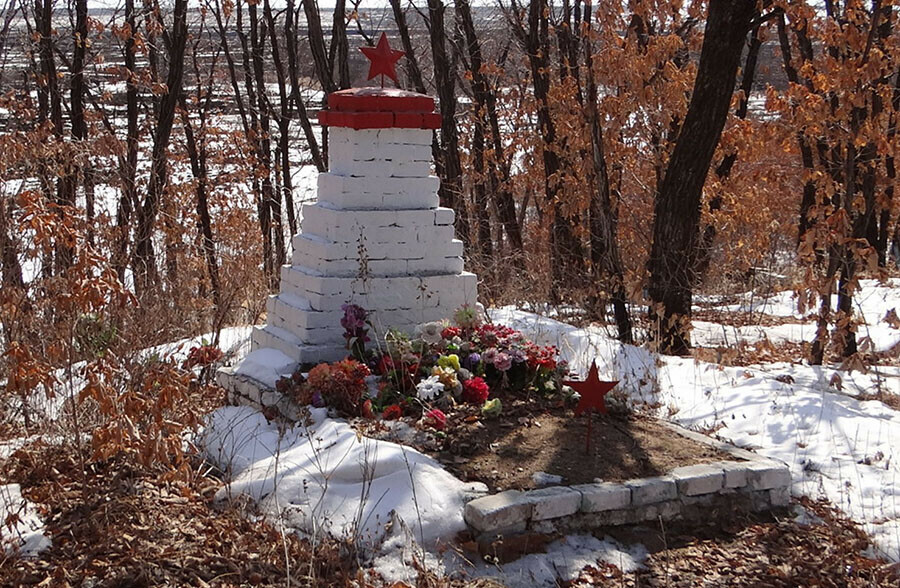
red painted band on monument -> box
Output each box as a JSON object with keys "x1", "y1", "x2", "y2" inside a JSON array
[{"x1": 318, "y1": 110, "x2": 441, "y2": 130}]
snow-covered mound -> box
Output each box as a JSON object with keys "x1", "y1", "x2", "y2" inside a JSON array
[{"x1": 200, "y1": 405, "x2": 473, "y2": 549}]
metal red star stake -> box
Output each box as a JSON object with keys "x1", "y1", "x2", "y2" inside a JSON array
[
  {"x1": 563, "y1": 360, "x2": 618, "y2": 454},
  {"x1": 360, "y1": 32, "x2": 405, "y2": 88}
]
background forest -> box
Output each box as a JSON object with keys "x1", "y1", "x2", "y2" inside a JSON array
[
  {"x1": 3, "y1": 0, "x2": 900, "y2": 450},
  {"x1": 2, "y1": 0, "x2": 900, "y2": 583}
]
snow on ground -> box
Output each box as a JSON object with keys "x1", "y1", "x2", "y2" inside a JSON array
[
  {"x1": 7, "y1": 279, "x2": 900, "y2": 577},
  {"x1": 199, "y1": 404, "x2": 651, "y2": 585},
  {"x1": 200, "y1": 405, "x2": 473, "y2": 549},
  {"x1": 0, "y1": 484, "x2": 50, "y2": 557},
  {"x1": 492, "y1": 285, "x2": 900, "y2": 562}
]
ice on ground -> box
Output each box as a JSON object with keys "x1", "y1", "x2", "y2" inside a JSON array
[
  {"x1": 200, "y1": 406, "x2": 471, "y2": 550},
  {"x1": 1, "y1": 484, "x2": 50, "y2": 557}
]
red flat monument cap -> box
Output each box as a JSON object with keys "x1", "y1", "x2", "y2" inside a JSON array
[{"x1": 320, "y1": 87, "x2": 441, "y2": 130}]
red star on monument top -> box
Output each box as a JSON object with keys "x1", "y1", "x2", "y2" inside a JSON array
[
  {"x1": 360, "y1": 32, "x2": 405, "y2": 87},
  {"x1": 564, "y1": 360, "x2": 618, "y2": 416}
]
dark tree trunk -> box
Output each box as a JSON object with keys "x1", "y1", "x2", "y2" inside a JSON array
[
  {"x1": 285, "y1": 0, "x2": 324, "y2": 172},
  {"x1": 456, "y1": 0, "x2": 524, "y2": 261},
  {"x1": 694, "y1": 21, "x2": 762, "y2": 281},
  {"x1": 36, "y1": 0, "x2": 69, "y2": 274},
  {"x1": 249, "y1": 1, "x2": 284, "y2": 273},
  {"x1": 506, "y1": 0, "x2": 585, "y2": 296},
  {"x1": 328, "y1": 0, "x2": 350, "y2": 89},
  {"x1": 113, "y1": 0, "x2": 139, "y2": 282},
  {"x1": 428, "y1": 0, "x2": 469, "y2": 246},
  {"x1": 527, "y1": 0, "x2": 585, "y2": 295},
  {"x1": 133, "y1": 0, "x2": 188, "y2": 294},
  {"x1": 180, "y1": 99, "x2": 222, "y2": 312},
  {"x1": 0, "y1": 195, "x2": 24, "y2": 289},
  {"x1": 302, "y1": 0, "x2": 337, "y2": 94},
  {"x1": 647, "y1": 0, "x2": 756, "y2": 355},
  {"x1": 390, "y1": 0, "x2": 426, "y2": 93},
  {"x1": 263, "y1": 0, "x2": 297, "y2": 235},
  {"x1": 776, "y1": 13, "x2": 820, "y2": 247},
  {"x1": 234, "y1": 0, "x2": 272, "y2": 277},
  {"x1": 582, "y1": 1, "x2": 631, "y2": 343}
]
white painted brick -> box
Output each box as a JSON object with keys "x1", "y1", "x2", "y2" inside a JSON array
[
  {"x1": 331, "y1": 127, "x2": 434, "y2": 148},
  {"x1": 329, "y1": 159, "x2": 433, "y2": 178},
  {"x1": 745, "y1": 461, "x2": 791, "y2": 491},
  {"x1": 464, "y1": 490, "x2": 532, "y2": 533},
  {"x1": 280, "y1": 268, "x2": 477, "y2": 312},
  {"x1": 523, "y1": 487, "x2": 582, "y2": 521},
  {"x1": 408, "y1": 257, "x2": 464, "y2": 275},
  {"x1": 336, "y1": 141, "x2": 431, "y2": 163},
  {"x1": 434, "y1": 207, "x2": 455, "y2": 225},
  {"x1": 268, "y1": 295, "x2": 344, "y2": 331},
  {"x1": 626, "y1": 476, "x2": 677, "y2": 505},
  {"x1": 671, "y1": 464, "x2": 725, "y2": 496},
  {"x1": 314, "y1": 173, "x2": 440, "y2": 198},
  {"x1": 572, "y1": 482, "x2": 631, "y2": 512},
  {"x1": 324, "y1": 190, "x2": 440, "y2": 211},
  {"x1": 376, "y1": 128, "x2": 433, "y2": 146}
]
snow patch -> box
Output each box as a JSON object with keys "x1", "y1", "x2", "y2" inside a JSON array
[
  {"x1": 1, "y1": 484, "x2": 50, "y2": 557},
  {"x1": 199, "y1": 406, "x2": 470, "y2": 550}
]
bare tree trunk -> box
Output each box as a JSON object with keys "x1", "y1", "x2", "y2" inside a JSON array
[
  {"x1": 694, "y1": 21, "x2": 763, "y2": 281},
  {"x1": 428, "y1": 0, "x2": 469, "y2": 246},
  {"x1": 456, "y1": 0, "x2": 524, "y2": 262},
  {"x1": 263, "y1": 0, "x2": 298, "y2": 236},
  {"x1": 328, "y1": 0, "x2": 350, "y2": 89},
  {"x1": 582, "y1": 1, "x2": 631, "y2": 343},
  {"x1": 180, "y1": 99, "x2": 222, "y2": 312},
  {"x1": 36, "y1": 0, "x2": 69, "y2": 274},
  {"x1": 508, "y1": 0, "x2": 585, "y2": 298},
  {"x1": 647, "y1": 0, "x2": 757, "y2": 355},
  {"x1": 390, "y1": 0, "x2": 426, "y2": 93},
  {"x1": 133, "y1": 0, "x2": 188, "y2": 294},
  {"x1": 285, "y1": 0, "x2": 324, "y2": 172},
  {"x1": 302, "y1": 0, "x2": 337, "y2": 94},
  {"x1": 114, "y1": 0, "x2": 139, "y2": 282},
  {"x1": 0, "y1": 195, "x2": 24, "y2": 289},
  {"x1": 249, "y1": 1, "x2": 284, "y2": 272}
]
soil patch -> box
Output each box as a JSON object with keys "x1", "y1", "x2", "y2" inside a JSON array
[{"x1": 433, "y1": 408, "x2": 734, "y2": 491}]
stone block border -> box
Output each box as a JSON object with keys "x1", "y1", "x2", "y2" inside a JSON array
[{"x1": 463, "y1": 421, "x2": 791, "y2": 539}]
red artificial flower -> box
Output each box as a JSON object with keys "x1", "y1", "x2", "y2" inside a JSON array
[
  {"x1": 383, "y1": 404, "x2": 403, "y2": 420},
  {"x1": 375, "y1": 355, "x2": 395, "y2": 375},
  {"x1": 424, "y1": 409, "x2": 447, "y2": 430},
  {"x1": 441, "y1": 326, "x2": 461, "y2": 340},
  {"x1": 362, "y1": 399, "x2": 375, "y2": 419},
  {"x1": 462, "y1": 377, "x2": 490, "y2": 404}
]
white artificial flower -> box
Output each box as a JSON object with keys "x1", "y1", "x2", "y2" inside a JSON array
[
  {"x1": 416, "y1": 375, "x2": 445, "y2": 400},
  {"x1": 417, "y1": 321, "x2": 444, "y2": 345}
]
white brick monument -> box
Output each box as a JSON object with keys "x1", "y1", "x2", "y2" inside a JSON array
[{"x1": 218, "y1": 46, "x2": 478, "y2": 394}]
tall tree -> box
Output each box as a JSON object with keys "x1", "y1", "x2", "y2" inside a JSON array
[
  {"x1": 647, "y1": 0, "x2": 758, "y2": 355},
  {"x1": 428, "y1": 0, "x2": 470, "y2": 246},
  {"x1": 455, "y1": 0, "x2": 524, "y2": 262},
  {"x1": 133, "y1": 0, "x2": 189, "y2": 294},
  {"x1": 506, "y1": 0, "x2": 586, "y2": 298}
]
